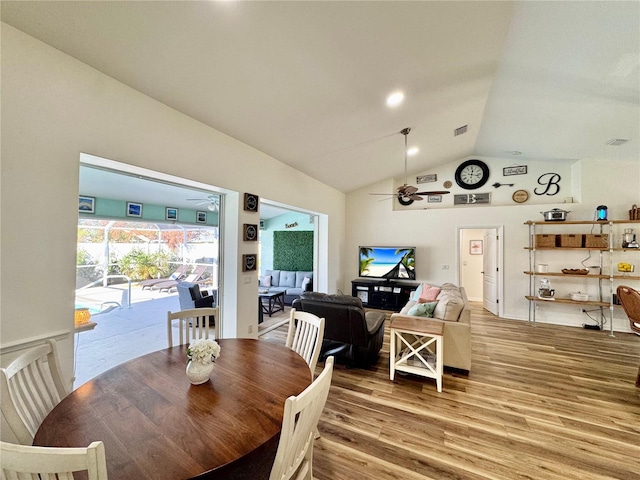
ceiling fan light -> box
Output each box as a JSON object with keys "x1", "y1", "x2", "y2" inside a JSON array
[
  {"x1": 207, "y1": 203, "x2": 217, "y2": 211},
  {"x1": 407, "y1": 147, "x2": 419, "y2": 156}
]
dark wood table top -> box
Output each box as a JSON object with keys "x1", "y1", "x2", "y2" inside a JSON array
[{"x1": 34, "y1": 339, "x2": 311, "y2": 480}]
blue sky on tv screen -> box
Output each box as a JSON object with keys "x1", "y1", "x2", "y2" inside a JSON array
[{"x1": 361, "y1": 247, "x2": 409, "y2": 263}]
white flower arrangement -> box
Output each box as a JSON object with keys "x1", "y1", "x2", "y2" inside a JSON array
[{"x1": 187, "y1": 338, "x2": 221, "y2": 365}]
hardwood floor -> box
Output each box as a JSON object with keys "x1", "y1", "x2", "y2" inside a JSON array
[{"x1": 261, "y1": 303, "x2": 640, "y2": 480}]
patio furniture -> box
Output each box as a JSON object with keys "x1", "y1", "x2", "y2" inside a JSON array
[
  {"x1": 153, "y1": 265, "x2": 209, "y2": 292},
  {"x1": 177, "y1": 281, "x2": 216, "y2": 310},
  {"x1": 139, "y1": 264, "x2": 188, "y2": 290},
  {"x1": 0, "y1": 339, "x2": 69, "y2": 444}
]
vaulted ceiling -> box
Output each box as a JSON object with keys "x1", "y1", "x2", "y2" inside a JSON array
[{"x1": 2, "y1": 1, "x2": 638, "y2": 194}]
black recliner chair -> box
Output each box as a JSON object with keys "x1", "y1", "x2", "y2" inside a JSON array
[
  {"x1": 292, "y1": 292, "x2": 386, "y2": 367},
  {"x1": 177, "y1": 282, "x2": 217, "y2": 326},
  {"x1": 177, "y1": 282, "x2": 216, "y2": 309}
]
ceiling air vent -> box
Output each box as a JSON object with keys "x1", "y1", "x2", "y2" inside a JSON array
[
  {"x1": 454, "y1": 125, "x2": 468, "y2": 136},
  {"x1": 606, "y1": 138, "x2": 628, "y2": 146}
]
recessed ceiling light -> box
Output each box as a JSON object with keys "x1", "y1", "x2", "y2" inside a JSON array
[
  {"x1": 407, "y1": 147, "x2": 419, "y2": 156},
  {"x1": 386, "y1": 91, "x2": 404, "y2": 107}
]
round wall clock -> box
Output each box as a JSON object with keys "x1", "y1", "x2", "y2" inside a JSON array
[
  {"x1": 454, "y1": 159, "x2": 490, "y2": 190},
  {"x1": 512, "y1": 189, "x2": 529, "y2": 203}
]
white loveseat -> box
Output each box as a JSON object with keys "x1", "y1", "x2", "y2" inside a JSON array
[{"x1": 390, "y1": 283, "x2": 471, "y2": 371}]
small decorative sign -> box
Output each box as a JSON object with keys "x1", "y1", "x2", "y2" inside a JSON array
[
  {"x1": 416, "y1": 174, "x2": 437, "y2": 184},
  {"x1": 196, "y1": 211, "x2": 207, "y2": 224},
  {"x1": 534, "y1": 173, "x2": 561, "y2": 196},
  {"x1": 427, "y1": 195, "x2": 442, "y2": 203},
  {"x1": 285, "y1": 221, "x2": 298, "y2": 229},
  {"x1": 503, "y1": 165, "x2": 527, "y2": 176},
  {"x1": 454, "y1": 193, "x2": 491, "y2": 205},
  {"x1": 243, "y1": 193, "x2": 259, "y2": 212},
  {"x1": 243, "y1": 224, "x2": 258, "y2": 241},
  {"x1": 242, "y1": 254, "x2": 257, "y2": 271}
]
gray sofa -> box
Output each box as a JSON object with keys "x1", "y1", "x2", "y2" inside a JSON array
[
  {"x1": 259, "y1": 270, "x2": 313, "y2": 305},
  {"x1": 390, "y1": 283, "x2": 471, "y2": 371}
]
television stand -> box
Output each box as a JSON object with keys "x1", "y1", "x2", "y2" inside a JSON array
[{"x1": 351, "y1": 279, "x2": 420, "y2": 312}]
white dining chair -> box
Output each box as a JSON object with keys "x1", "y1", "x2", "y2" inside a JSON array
[
  {"x1": 269, "y1": 356, "x2": 334, "y2": 480},
  {"x1": 285, "y1": 309, "x2": 325, "y2": 379},
  {"x1": 0, "y1": 339, "x2": 69, "y2": 445},
  {"x1": 1, "y1": 440, "x2": 109, "y2": 479},
  {"x1": 167, "y1": 307, "x2": 220, "y2": 348}
]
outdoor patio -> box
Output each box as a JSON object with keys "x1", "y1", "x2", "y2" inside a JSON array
[
  {"x1": 74, "y1": 285, "x2": 181, "y2": 387},
  {"x1": 73, "y1": 284, "x2": 291, "y2": 388}
]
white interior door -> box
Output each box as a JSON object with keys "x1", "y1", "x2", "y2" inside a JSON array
[{"x1": 482, "y1": 230, "x2": 498, "y2": 315}]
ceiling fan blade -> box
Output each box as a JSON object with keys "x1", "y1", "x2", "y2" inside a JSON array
[
  {"x1": 410, "y1": 195, "x2": 424, "y2": 201},
  {"x1": 414, "y1": 191, "x2": 451, "y2": 195},
  {"x1": 397, "y1": 185, "x2": 418, "y2": 195}
]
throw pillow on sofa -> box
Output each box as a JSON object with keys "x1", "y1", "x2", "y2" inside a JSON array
[
  {"x1": 407, "y1": 301, "x2": 438, "y2": 317},
  {"x1": 418, "y1": 284, "x2": 441, "y2": 303},
  {"x1": 434, "y1": 289, "x2": 464, "y2": 321},
  {"x1": 412, "y1": 283, "x2": 440, "y2": 302},
  {"x1": 259, "y1": 275, "x2": 271, "y2": 287}
]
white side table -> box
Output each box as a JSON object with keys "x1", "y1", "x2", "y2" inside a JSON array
[{"x1": 390, "y1": 316, "x2": 444, "y2": 392}]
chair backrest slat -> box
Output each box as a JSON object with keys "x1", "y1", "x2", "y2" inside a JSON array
[
  {"x1": 285, "y1": 309, "x2": 325, "y2": 378},
  {"x1": 0, "y1": 340, "x2": 68, "y2": 444},
  {"x1": 269, "y1": 356, "x2": 334, "y2": 480},
  {"x1": 167, "y1": 307, "x2": 220, "y2": 348},
  {"x1": 1, "y1": 440, "x2": 108, "y2": 480}
]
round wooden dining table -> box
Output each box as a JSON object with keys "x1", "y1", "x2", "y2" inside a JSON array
[{"x1": 34, "y1": 339, "x2": 311, "y2": 480}]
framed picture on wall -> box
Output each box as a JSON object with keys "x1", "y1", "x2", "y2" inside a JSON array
[
  {"x1": 166, "y1": 207, "x2": 178, "y2": 221},
  {"x1": 126, "y1": 202, "x2": 142, "y2": 217},
  {"x1": 196, "y1": 211, "x2": 207, "y2": 224},
  {"x1": 78, "y1": 195, "x2": 95, "y2": 213},
  {"x1": 470, "y1": 240, "x2": 483, "y2": 255}
]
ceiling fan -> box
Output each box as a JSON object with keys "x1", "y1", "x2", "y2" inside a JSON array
[
  {"x1": 369, "y1": 127, "x2": 450, "y2": 205},
  {"x1": 186, "y1": 194, "x2": 219, "y2": 211}
]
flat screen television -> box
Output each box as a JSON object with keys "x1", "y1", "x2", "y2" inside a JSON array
[{"x1": 358, "y1": 246, "x2": 416, "y2": 279}]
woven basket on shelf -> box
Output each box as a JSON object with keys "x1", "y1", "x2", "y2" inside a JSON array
[
  {"x1": 584, "y1": 234, "x2": 608, "y2": 248},
  {"x1": 559, "y1": 234, "x2": 583, "y2": 248}
]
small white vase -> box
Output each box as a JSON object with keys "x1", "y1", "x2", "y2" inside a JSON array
[{"x1": 186, "y1": 360, "x2": 214, "y2": 385}]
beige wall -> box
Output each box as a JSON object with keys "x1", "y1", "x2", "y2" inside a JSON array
[{"x1": 0, "y1": 25, "x2": 346, "y2": 381}]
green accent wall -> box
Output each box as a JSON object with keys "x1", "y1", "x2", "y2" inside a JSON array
[
  {"x1": 79, "y1": 196, "x2": 218, "y2": 225},
  {"x1": 274, "y1": 231, "x2": 314, "y2": 271}
]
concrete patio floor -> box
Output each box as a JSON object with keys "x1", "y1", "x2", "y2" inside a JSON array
[
  {"x1": 73, "y1": 286, "x2": 181, "y2": 388},
  {"x1": 73, "y1": 284, "x2": 291, "y2": 388}
]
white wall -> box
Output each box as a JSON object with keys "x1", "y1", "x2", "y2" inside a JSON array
[
  {"x1": 460, "y1": 228, "x2": 487, "y2": 301},
  {"x1": 346, "y1": 158, "x2": 639, "y2": 332},
  {"x1": 0, "y1": 25, "x2": 345, "y2": 383}
]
